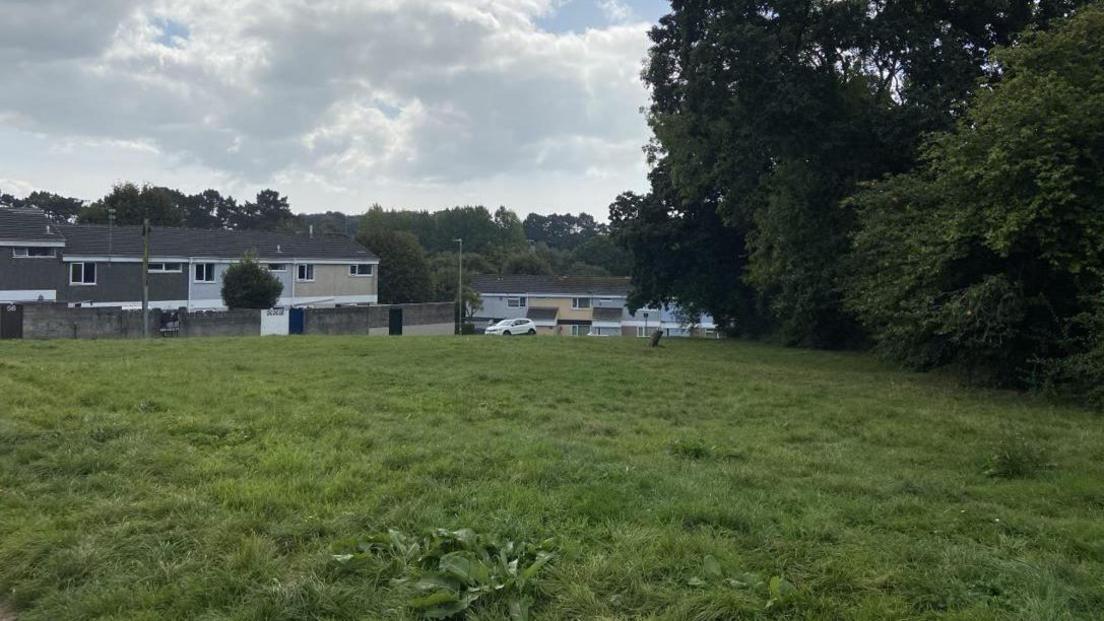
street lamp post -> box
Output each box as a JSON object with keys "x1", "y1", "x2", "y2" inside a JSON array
[{"x1": 454, "y1": 238, "x2": 463, "y2": 334}]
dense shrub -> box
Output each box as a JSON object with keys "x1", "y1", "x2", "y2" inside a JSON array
[
  {"x1": 847, "y1": 5, "x2": 1104, "y2": 389},
  {"x1": 220, "y1": 254, "x2": 283, "y2": 309}
]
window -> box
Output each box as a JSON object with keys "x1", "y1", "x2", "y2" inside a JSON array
[
  {"x1": 349, "y1": 264, "x2": 373, "y2": 277},
  {"x1": 70, "y1": 262, "x2": 96, "y2": 285},
  {"x1": 13, "y1": 247, "x2": 55, "y2": 258},
  {"x1": 194, "y1": 263, "x2": 215, "y2": 283},
  {"x1": 506, "y1": 296, "x2": 526, "y2": 308},
  {"x1": 148, "y1": 263, "x2": 182, "y2": 273},
  {"x1": 268, "y1": 263, "x2": 287, "y2": 272},
  {"x1": 513, "y1": 319, "x2": 528, "y2": 326},
  {"x1": 297, "y1": 264, "x2": 315, "y2": 281},
  {"x1": 572, "y1": 297, "x2": 591, "y2": 309},
  {"x1": 570, "y1": 324, "x2": 587, "y2": 336},
  {"x1": 636, "y1": 326, "x2": 648, "y2": 338}
]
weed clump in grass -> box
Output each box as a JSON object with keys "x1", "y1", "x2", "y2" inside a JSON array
[
  {"x1": 333, "y1": 528, "x2": 555, "y2": 620},
  {"x1": 985, "y1": 433, "x2": 1050, "y2": 479},
  {"x1": 669, "y1": 438, "x2": 711, "y2": 460}
]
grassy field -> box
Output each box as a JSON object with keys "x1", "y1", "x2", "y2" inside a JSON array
[{"x1": 0, "y1": 336, "x2": 1101, "y2": 620}]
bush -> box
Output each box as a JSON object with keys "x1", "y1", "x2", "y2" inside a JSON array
[
  {"x1": 847, "y1": 7, "x2": 1104, "y2": 387},
  {"x1": 1038, "y1": 299, "x2": 1104, "y2": 410},
  {"x1": 220, "y1": 254, "x2": 283, "y2": 309}
]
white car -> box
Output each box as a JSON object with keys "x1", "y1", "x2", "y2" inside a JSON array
[{"x1": 485, "y1": 318, "x2": 537, "y2": 336}]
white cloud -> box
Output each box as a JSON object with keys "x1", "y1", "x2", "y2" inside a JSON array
[
  {"x1": 598, "y1": 0, "x2": 634, "y2": 23},
  {"x1": 0, "y1": 0, "x2": 654, "y2": 216}
]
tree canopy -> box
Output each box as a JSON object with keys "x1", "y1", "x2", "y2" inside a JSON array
[
  {"x1": 614, "y1": 0, "x2": 1084, "y2": 346},
  {"x1": 846, "y1": 3, "x2": 1104, "y2": 386}
]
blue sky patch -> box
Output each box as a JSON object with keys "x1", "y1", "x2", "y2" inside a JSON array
[
  {"x1": 152, "y1": 18, "x2": 190, "y2": 48},
  {"x1": 536, "y1": 0, "x2": 669, "y2": 33}
]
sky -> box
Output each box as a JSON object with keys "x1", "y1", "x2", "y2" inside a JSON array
[{"x1": 0, "y1": 0, "x2": 670, "y2": 218}]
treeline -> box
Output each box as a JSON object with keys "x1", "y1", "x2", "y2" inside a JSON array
[
  {"x1": 1, "y1": 183, "x2": 299, "y2": 232},
  {"x1": 612, "y1": 1, "x2": 1104, "y2": 405},
  {"x1": 354, "y1": 206, "x2": 630, "y2": 307}
]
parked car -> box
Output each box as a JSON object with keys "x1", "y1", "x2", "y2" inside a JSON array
[{"x1": 485, "y1": 318, "x2": 537, "y2": 336}]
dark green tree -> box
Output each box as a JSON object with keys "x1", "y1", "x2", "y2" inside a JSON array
[
  {"x1": 221, "y1": 254, "x2": 284, "y2": 309},
  {"x1": 617, "y1": 0, "x2": 1082, "y2": 346},
  {"x1": 502, "y1": 252, "x2": 553, "y2": 276},
  {"x1": 233, "y1": 189, "x2": 295, "y2": 231},
  {"x1": 847, "y1": 4, "x2": 1104, "y2": 386},
  {"x1": 20, "y1": 191, "x2": 84, "y2": 223},
  {"x1": 358, "y1": 229, "x2": 434, "y2": 303},
  {"x1": 79, "y1": 183, "x2": 185, "y2": 226},
  {"x1": 183, "y1": 189, "x2": 233, "y2": 229}
]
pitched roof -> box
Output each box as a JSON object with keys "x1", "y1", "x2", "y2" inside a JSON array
[
  {"x1": 526, "y1": 306, "x2": 559, "y2": 321},
  {"x1": 0, "y1": 208, "x2": 65, "y2": 243},
  {"x1": 471, "y1": 274, "x2": 630, "y2": 296},
  {"x1": 56, "y1": 224, "x2": 376, "y2": 261}
]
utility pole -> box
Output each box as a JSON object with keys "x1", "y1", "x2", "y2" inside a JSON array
[
  {"x1": 142, "y1": 218, "x2": 150, "y2": 338},
  {"x1": 107, "y1": 208, "x2": 115, "y2": 268},
  {"x1": 454, "y1": 238, "x2": 463, "y2": 334}
]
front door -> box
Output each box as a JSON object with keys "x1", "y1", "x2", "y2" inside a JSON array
[{"x1": 0, "y1": 304, "x2": 23, "y2": 339}]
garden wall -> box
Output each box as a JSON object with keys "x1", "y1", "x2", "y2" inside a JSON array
[{"x1": 18, "y1": 302, "x2": 455, "y2": 340}]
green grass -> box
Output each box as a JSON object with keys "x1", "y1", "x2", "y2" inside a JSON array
[{"x1": 1, "y1": 336, "x2": 1102, "y2": 620}]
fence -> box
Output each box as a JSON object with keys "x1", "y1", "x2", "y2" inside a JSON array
[{"x1": 9, "y1": 302, "x2": 456, "y2": 340}]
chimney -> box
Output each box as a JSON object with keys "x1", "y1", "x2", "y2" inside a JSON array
[
  {"x1": 309, "y1": 225, "x2": 314, "y2": 239},
  {"x1": 276, "y1": 244, "x2": 282, "y2": 254},
  {"x1": 45, "y1": 224, "x2": 52, "y2": 235}
]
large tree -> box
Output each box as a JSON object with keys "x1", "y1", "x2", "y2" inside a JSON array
[
  {"x1": 616, "y1": 0, "x2": 1082, "y2": 346},
  {"x1": 79, "y1": 183, "x2": 185, "y2": 227},
  {"x1": 358, "y1": 229, "x2": 434, "y2": 304},
  {"x1": 232, "y1": 189, "x2": 295, "y2": 231},
  {"x1": 16, "y1": 191, "x2": 84, "y2": 223},
  {"x1": 846, "y1": 4, "x2": 1104, "y2": 386}
]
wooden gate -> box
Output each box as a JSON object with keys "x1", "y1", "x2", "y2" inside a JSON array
[{"x1": 0, "y1": 304, "x2": 23, "y2": 339}]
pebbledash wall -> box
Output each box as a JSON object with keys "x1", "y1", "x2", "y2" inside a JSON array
[{"x1": 19, "y1": 302, "x2": 455, "y2": 340}]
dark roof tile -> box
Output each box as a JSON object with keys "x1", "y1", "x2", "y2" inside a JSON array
[
  {"x1": 57, "y1": 224, "x2": 376, "y2": 261},
  {"x1": 0, "y1": 208, "x2": 65, "y2": 243}
]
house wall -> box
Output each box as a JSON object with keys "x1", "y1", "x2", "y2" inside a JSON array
[
  {"x1": 293, "y1": 263, "x2": 377, "y2": 299},
  {"x1": 188, "y1": 261, "x2": 233, "y2": 307},
  {"x1": 58, "y1": 261, "x2": 189, "y2": 306},
  {"x1": 0, "y1": 247, "x2": 65, "y2": 301}
]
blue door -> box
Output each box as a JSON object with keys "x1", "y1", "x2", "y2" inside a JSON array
[{"x1": 289, "y1": 308, "x2": 305, "y2": 335}]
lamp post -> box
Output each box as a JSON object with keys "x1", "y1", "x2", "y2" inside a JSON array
[{"x1": 454, "y1": 238, "x2": 463, "y2": 334}]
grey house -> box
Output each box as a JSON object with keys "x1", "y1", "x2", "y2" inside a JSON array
[
  {"x1": 1, "y1": 207, "x2": 379, "y2": 310},
  {"x1": 471, "y1": 274, "x2": 718, "y2": 337}
]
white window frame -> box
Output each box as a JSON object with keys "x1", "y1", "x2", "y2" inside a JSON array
[
  {"x1": 12, "y1": 247, "x2": 56, "y2": 259},
  {"x1": 148, "y1": 262, "x2": 183, "y2": 274},
  {"x1": 572, "y1": 297, "x2": 591, "y2": 310},
  {"x1": 267, "y1": 263, "x2": 287, "y2": 272},
  {"x1": 570, "y1": 324, "x2": 586, "y2": 336},
  {"x1": 506, "y1": 296, "x2": 527, "y2": 308},
  {"x1": 297, "y1": 264, "x2": 315, "y2": 282},
  {"x1": 348, "y1": 264, "x2": 373, "y2": 277},
  {"x1": 193, "y1": 263, "x2": 216, "y2": 283},
  {"x1": 70, "y1": 262, "x2": 97, "y2": 286},
  {"x1": 636, "y1": 326, "x2": 648, "y2": 338}
]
